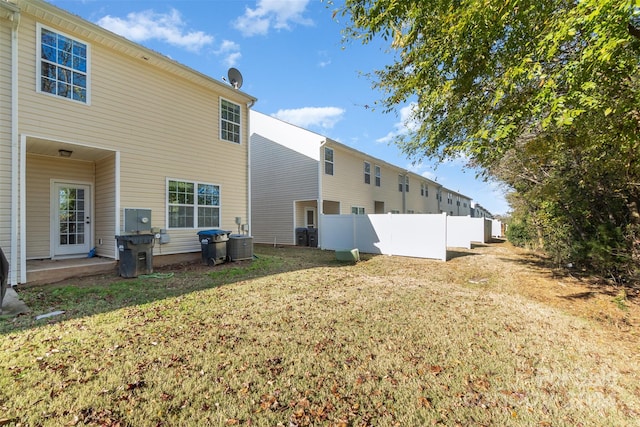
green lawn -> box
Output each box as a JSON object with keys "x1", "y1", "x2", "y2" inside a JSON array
[{"x1": 1, "y1": 244, "x2": 638, "y2": 426}]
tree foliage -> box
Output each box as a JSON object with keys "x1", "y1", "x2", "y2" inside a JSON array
[{"x1": 338, "y1": 0, "x2": 640, "y2": 280}]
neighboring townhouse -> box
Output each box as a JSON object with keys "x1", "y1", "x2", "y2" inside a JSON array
[
  {"x1": 250, "y1": 111, "x2": 447, "y2": 246},
  {"x1": 0, "y1": 0, "x2": 256, "y2": 284},
  {"x1": 471, "y1": 202, "x2": 493, "y2": 219},
  {"x1": 439, "y1": 187, "x2": 472, "y2": 217}
]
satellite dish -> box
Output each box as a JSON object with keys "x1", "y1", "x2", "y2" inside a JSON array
[{"x1": 227, "y1": 68, "x2": 243, "y2": 89}]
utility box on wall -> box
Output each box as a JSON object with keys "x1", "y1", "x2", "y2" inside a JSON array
[{"x1": 124, "y1": 208, "x2": 152, "y2": 233}]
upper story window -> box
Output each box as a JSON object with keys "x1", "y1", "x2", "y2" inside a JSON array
[
  {"x1": 167, "y1": 179, "x2": 220, "y2": 229},
  {"x1": 351, "y1": 206, "x2": 365, "y2": 215},
  {"x1": 400, "y1": 175, "x2": 409, "y2": 192},
  {"x1": 220, "y1": 99, "x2": 241, "y2": 143},
  {"x1": 324, "y1": 147, "x2": 334, "y2": 175},
  {"x1": 375, "y1": 165, "x2": 381, "y2": 187},
  {"x1": 38, "y1": 25, "x2": 89, "y2": 103},
  {"x1": 447, "y1": 193, "x2": 453, "y2": 205},
  {"x1": 364, "y1": 161, "x2": 371, "y2": 184}
]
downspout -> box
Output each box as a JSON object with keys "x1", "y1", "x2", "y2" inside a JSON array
[
  {"x1": 246, "y1": 99, "x2": 255, "y2": 236},
  {"x1": 5, "y1": 2, "x2": 21, "y2": 285},
  {"x1": 401, "y1": 172, "x2": 407, "y2": 214},
  {"x1": 318, "y1": 139, "x2": 327, "y2": 248}
]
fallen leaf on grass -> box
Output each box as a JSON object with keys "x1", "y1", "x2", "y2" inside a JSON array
[{"x1": 418, "y1": 396, "x2": 433, "y2": 408}]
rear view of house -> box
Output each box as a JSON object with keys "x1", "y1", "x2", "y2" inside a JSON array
[
  {"x1": 250, "y1": 111, "x2": 469, "y2": 246},
  {"x1": 0, "y1": 0, "x2": 256, "y2": 284}
]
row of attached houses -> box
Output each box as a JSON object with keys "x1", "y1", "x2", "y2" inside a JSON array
[
  {"x1": 249, "y1": 111, "x2": 472, "y2": 246},
  {"x1": 1, "y1": 0, "x2": 256, "y2": 285},
  {"x1": 471, "y1": 202, "x2": 494, "y2": 219},
  {"x1": 1, "y1": 0, "x2": 477, "y2": 285}
]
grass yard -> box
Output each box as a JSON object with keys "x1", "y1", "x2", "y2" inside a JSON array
[{"x1": 1, "y1": 242, "x2": 639, "y2": 426}]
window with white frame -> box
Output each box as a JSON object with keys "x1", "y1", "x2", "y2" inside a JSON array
[
  {"x1": 364, "y1": 161, "x2": 371, "y2": 184},
  {"x1": 38, "y1": 25, "x2": 89, "y2": 103},
  {"x1": 168, "y1": 179, "x2": 220, "y2": 228},
  {"x1": 220, "y1": 99, "x2": 241, "y2": 143},
  {"x1": 375, "y1": 165, "x2": 381, "y2": 187},
  {"x1": 351, "y1": 206, "x2": 365, "y2": 215},
  {"x1": 324, "y1": 147, "x2": 334, "y2": 175}
]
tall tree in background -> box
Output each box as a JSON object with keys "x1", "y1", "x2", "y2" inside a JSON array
[{"x1": 338, "y1": 0, "x2": 640, "y2": 279}]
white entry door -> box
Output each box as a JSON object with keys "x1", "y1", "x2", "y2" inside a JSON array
[
  {"x1": 305, "y1": 207, "x2": 316, "y2": 228},
  {"x1": 52, "y1": 182, "x2": 91, "y2": 257}
]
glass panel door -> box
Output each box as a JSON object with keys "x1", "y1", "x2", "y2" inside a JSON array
[{"x1": 53, "y1": 183, "x2": 91, "y2": 256}]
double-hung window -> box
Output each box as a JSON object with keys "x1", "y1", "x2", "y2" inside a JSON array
[
  {"x1": 220, "y1": 99, "x2": 241, "y2": 143},
  {"x1": 168, "y1": 180, "x2": 220, "y2": 228},
  {"x1": 375, "y1": 165, "x2": 381, "y2": 187},
  {"x1": 364, "y1": 161, "x2": 371, "y2": 184},
  {"x1": 399, "y1": 175, "x2": 409, "y2": 192},
  {"x1": 324, "y1": 147, "x2": 334, "y2": 175},
  {"x1": 38, "y1": 25, "x2": 89, "y2": 103},
  {"x1": 351, "y1": 206, "x2": 365, "y2": 215}
]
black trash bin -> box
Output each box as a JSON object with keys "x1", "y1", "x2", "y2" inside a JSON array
[
  {"x1": 0, "y1": 246, "x2": 8, "y2": 314},
  {"x1": 198, "y1": 229, "x2": 231, "y2": 266},
  {"x1": 116, "y1": 234, "x2": 154, "y2": 278},
  {"x1": 307, "y1": 227, "x2": 318, "y2": 248},
  {"x1": 295, "y1": 227, "x2": 308, "y2": 246}
]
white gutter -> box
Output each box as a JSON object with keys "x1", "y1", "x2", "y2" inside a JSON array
[{"x1": 6, "y1": 2, "x2": 21, "y2": 285}]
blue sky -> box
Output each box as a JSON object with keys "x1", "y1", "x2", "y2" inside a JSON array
[{"x1": 49, "y1": 0, "x2": 510, "y2": 215}]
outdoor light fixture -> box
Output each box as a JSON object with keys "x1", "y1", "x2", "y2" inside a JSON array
[{"x1": 58, "y1": 149, "x2": 73, "y2": 158}]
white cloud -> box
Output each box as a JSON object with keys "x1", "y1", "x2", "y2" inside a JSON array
[
  {"x1": 233, "y1": 0, "x2": 313, "y2": 37},
  {"x1": 97, "y1": 9, "x2": 213, "y2": 52},
  {"x1": 317, "y1": 50, "x2": 331, "y2": 68},
  {"x1": 272, "y1": 107, "x2": 345, "y2": 129},
  {"x1": 215, "y1": 40, "x2": 242, "y2": 67},
  {"x1": 376, "y1": 102, "x2": 419, "y2": 144}
]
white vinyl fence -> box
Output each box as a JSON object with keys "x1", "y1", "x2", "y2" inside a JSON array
[
  {"x1": 319, "y1": 213, "x2": 447, "y2": 261},
  {"x1": 319, "y1": 214, "x2": 498, "y2": 261}
]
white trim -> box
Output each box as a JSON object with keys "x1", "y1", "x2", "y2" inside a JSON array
[
  {"x1": 165, "y1": 178, "x2": 222, "y2": 229},
  {"x1": 36, "y1": 23, "x2": 92, "y2": 105},
  {"x1": 304, "y1": 207, "x2": 316, "y2": 228},
  {"x1": 17, "y1": 136, "x2": 26, "y2": 284},
  {"x1": 246, "y1": 102, "x2": 252, "y2": 236},
  {"x1": 50, "y1": 181, "x2": 93, "y2": 258},
  {"x1": 219, "y1": 97, "x2": 242, "y2": 144},
  {"x1": 115, "y1": 151, "x2": 121, "y2": 260},
  {"x1": 11, "y1": 17, "x2": 20, "y2": 285}
]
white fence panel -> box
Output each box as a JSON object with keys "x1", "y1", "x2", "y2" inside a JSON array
[
  {"x1": 319, "y1": 213, "x2": 447, "y2": 261},
  {"x1": 492, "y1": 219, "x2": 503, "y2": 237},
  {"x1": 467, "y1": 217, "x2": 492, "y2": 243},
  {"x1": 446, "y1": 216, "x2": 472, "y2": 249},
  {"x1": 317, "y1": 215, "x2": 354, "y2": 251},
  {"x1": 484, "y1": 218, "x2": 493, "y2": 242}
]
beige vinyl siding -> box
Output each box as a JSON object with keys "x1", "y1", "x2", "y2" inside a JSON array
[
  {"x1": 251, "y1": 134, "x2": 318, "y2": 245},
  {"x1": 0, "y1": 20, "x2": 12, "y2": 251},
  {"x1": 26, "y1": 154, "x2": 95, "y2": 259},
  {"x1": 94, "y1": 153, "x2": 116, "y2": 258},
  {"x1": 322, "y1": 144, "x2": 405, "y2": 214},
  {"x1": 17, "y1": 13, "x2": 252, "y2": 256},
  {"x1": 405, "y1": 179, "x2": 440, "y2": 214}
]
